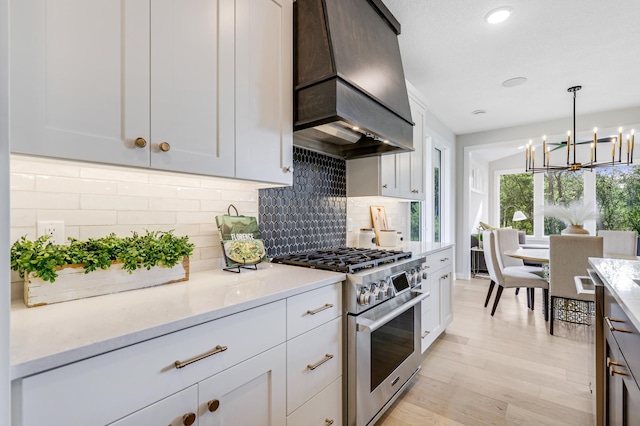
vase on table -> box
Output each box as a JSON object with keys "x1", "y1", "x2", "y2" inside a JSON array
[{"x1": 561, "y1": 224, "x2": 590, "y2": 235}]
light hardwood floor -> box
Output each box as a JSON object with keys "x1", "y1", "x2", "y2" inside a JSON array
[{"x1": 377, "y1": 277, "x2": 596, "y2": 426}]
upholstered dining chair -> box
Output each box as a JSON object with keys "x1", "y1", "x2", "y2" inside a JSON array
[
  {"x1": 548, "y1": 235, "x2": 603, "y2": 335},
  {"x1": 483, "y1": 230, "x2": 549, "y2": 317},
  {"x1": 495, "y1": 228, "x2": 545, "y2": 306},
  {"x1": 597, "y1": 230, "x2": 637, "y2": 258}
]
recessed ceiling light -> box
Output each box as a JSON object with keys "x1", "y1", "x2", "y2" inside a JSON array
[
  {"x1": 502, "y1": 77, "x2": 528, "y2": 87},
  {"x1": 472, "y1": 109, "x2": 487, "y2": 115},
  {"x1": 485, "y1": 7, "x2": 513, "y2": 24}
]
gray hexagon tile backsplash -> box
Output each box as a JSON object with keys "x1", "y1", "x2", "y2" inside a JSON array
[{"x1": 258, "y1": 147, "x2": 346, "y2": 258}]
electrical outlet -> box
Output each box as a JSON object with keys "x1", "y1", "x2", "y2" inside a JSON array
[{"x1": 37, "y1": 221, "x2": 65, "y2": 244}]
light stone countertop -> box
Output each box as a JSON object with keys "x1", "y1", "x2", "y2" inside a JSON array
[
  {"x1": 10, "y1": 262, "x2": 345, "y2": 380},
  {"x1": 389, "y1": 241, "x2": 455, "y2": 257},
  {"x1": 589, "y1": 257, "x2": 640, "y2": 331}
]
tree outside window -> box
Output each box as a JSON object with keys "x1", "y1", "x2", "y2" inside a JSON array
[
  {"x1": 499, "y1": 173, "x2": 533, "y2": 234},
  {"x1": 543, "y1": 170, "x2": 584, "y2": 235},
  {"x1": 596, "y1": 166, "x2": 640, "y2": 234}
]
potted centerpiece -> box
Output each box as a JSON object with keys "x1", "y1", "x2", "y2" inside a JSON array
[
  {"x1": 11, "y1": 230, "x2": 194, "y2": 307},
  {"x1": 544, "y1": 201, "x2": 598, "y2": 235}
]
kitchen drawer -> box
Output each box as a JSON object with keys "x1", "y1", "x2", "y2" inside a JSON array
[
  {"x1": 109, "y1": 385, "x2": 197, "y2": 426},
  {"x1": 287, "y1": 376, "x2": 342, "y2": 426},
  {"x1": 425, "y1": 248, "x2": 453, "y2": 272},
  {"x1": 287, "y1": 282, "x2": 341, "y2": 339},
  {"x1": 604, "y1": 289, "x2": 640, "y2": 384},
  {"x1": 286, "y1": 316, "x2": 342, "y2": 414},
  {"x1": 15, "y1": 300, "x2": 286, "y2": 426}
]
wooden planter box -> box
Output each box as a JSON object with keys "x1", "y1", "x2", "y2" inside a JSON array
[{"x1": 23, "y1": 257, "x2": 190, "y2": 307}]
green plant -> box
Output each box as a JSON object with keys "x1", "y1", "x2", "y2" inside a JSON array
[{"x1": 11, "y1": 230, "x2": 194, "y2": 283}]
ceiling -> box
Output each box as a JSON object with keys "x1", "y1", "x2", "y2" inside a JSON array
[{"x1": 382, "y1": 0, "x2": 640, "y2": 136}]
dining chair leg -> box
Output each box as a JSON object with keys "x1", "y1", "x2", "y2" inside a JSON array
[
  {"x1": 491, "y1": 286, "x2": 504, "y2": 316},
  {"x1": 543, "y1": 289, "x2": 549, "y2": 322},
  {"x1": 484, "y1": 280, "x2": 496, "y2": 308},
  {"x1": 515, "y1": 288, "x2": 520, "y2": 295},
  {"x1": 549, "y1": 295, "x2": 555, "y2": 335},
  {"x1": 526, "y1": 288, "x2": 531, "y2": 309},
  {"x1": 530, "y1": 288, "x2": 535, "y2": 310}
]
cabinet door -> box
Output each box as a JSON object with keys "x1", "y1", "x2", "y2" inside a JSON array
[
  {"x1": 10, "y1": 0, "x2": 150, "y2": 167},
  {"x1": 439, "y1": 268, "x2": 453, "y2": 327},
  {"x1": 397, "y1": 151, "x2": 412, "y2": 199},
  {"x1": 381, "y1": 154, "x2": 400, "y2": 196},
  {"x1": 605, "y1": 331, "x2": 640, "y2": 425},
  {"x1": 408, "y1": 96, "x2": 426, "y2": 200},
  {"x1": 109, "y1": 385, "x2": 198, "y2": 426},
  {"x1": 150, "y1": 0, "x2": 235, "y2": 177},
  {"x1": 235, "y1": 0, "x2": 293, "y2": 185},
  {"x1": 198, "y1": 344, "x2": 286, "y2": 426}
]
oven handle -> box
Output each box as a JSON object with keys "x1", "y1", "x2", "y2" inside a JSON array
[{"x1": 357, "y1": 290, "x2": 430, "y2": 333}]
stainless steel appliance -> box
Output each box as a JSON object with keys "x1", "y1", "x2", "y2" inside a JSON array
[{"x1": 272, "y1": 248, "x2": 428, "y2": 426}]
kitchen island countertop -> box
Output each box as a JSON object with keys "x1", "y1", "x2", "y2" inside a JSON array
[
  {"x1": 10, "y1": 263, "x2": 345, "y2": 380},
  {"x1": 589, "y1": 257, "x2": 640, "y2": 331}
]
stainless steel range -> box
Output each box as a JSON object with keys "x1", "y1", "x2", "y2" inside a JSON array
[{"x1": 272, "y1": 247, "x2": 429, "y2": 426}]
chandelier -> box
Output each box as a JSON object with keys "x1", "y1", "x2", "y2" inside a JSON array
[{"x1": 525, "y1": 85, "x2": 635, "y2": 173}]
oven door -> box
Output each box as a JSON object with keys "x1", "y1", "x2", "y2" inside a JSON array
[{"x1": 347, "y1": 288, "x2": 429, "y2": 426}]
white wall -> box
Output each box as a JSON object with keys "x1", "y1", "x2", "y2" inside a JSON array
[
  {"x1": 456, "y1": 106, "x2": 640, "y2": 278},
  {"x1": 1, "y1": 0, "x2": 10, "y2": 419},
  {"x1": 9, "y1": 155, "x2": 261, "y2": 300}
]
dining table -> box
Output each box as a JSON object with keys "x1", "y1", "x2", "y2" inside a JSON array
[{"x1": 503, "y1": 248, "x2": 550, "y2": 263}]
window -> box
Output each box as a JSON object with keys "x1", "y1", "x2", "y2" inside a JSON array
[
  {"x1": 544, "y1": 170, "x2": 584, "y2": 235},
  {"x1": 596, "y1": 165, "x2": 640, "y2": 233},
  {"x1": 410, "y1": 201, "x2": 420, "y2": 241},
  {"x1": 498, "y1": 173, "x2": 533, "y2": 234},
  {"x1": 433, "y1": 148, "x2": 442, "y2": 242}
]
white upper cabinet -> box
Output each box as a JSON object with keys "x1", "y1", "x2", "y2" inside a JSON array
[
  {"x1": 235, "y1": 0, "x2": 293, "y2": 185},
  {"x1": 149, "y1": 0, "x2": 235, "y2": 176},
  {"x1": 10, "y1": 0, "x2": 151, "y2": 168},
  {"x1": 10, "y1": 0, "x2": 292, "y2": 184}
]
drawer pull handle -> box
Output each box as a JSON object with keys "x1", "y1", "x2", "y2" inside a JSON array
[
  {"x1": 182, "y1": 412, "x2": 196, "y2": 426},
  {"x1": 610, "y1": 365, "x2": 628, "y2": 377},
  {"x1": 325, "y1": 419, "x2": 334, "y2": 426},
  {"x1": 175, "y1": 345, "x2": 228, "y2": 369},
  {"x1": 207, "y1": 399, "x2": 220, "y2": 412},
  {"x1": 421, "y1": 331, "x2": 429, "y2": 338},
  {"x1": 307, "y1": 353, "x2": 334, "y2": 371},
  {"x1": 605, "y1": 317, "x2": 633, "y2": 333},
  {"x1": 607, "y1": 357, "x2": 624, "y2": 368},
  {"x1": 307, "y1": 303, "x2": 334, "y2": 315}
]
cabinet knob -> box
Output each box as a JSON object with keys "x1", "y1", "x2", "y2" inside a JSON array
[
  {"x1": 182, "y1": 412, "x2": 196, "y2": 426},
  {"x1": 283, "y1": 166, "x2": 294, "y2": 173},
  {"x1": 134, "y1": 137, "x2": 147, "y2": 148},
  {"x1": 159, "y1": 142, "x2": 171, "y2": 152},
  {"x1": 325, "y1": 419, "x2": 335, "y2": 426},
  {"x1": 412, "y1": 189, "x2": 418, "y2": 193},
  {"x1": 382, "y1": 184, "x2": 388, "y2": 189},
  {"x1": 207, "y1": 399, "x2": 220, "y2": 412}
]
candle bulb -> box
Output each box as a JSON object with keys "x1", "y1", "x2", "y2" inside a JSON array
[
  {"x1": 593, "y1": 127, "x2": 598, "y2": 150},
  {"x1": 612, "y1": 140, "x2": 616, "y2": 159},
  {"x1": 531, "y1": 146, "x2": 535, "y2": 167},
  {"x1": 619, "y1": 127, "x2": 623, "y2": 149},
  {"x1": 525, "y1": 145, "x2": 529, "y2": 169}
]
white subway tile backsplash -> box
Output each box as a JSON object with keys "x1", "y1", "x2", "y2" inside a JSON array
[
  {"x1": 10, "y1": 155, "x2": 266, "y2": 301},
  {"x1": 149, "y1": 198, "x2": 199, "y2": 212},
  {"x1": 80, "y1": 166, "x2": 149, "y2": 183},
  {"x1": 117, "y1": 211, "x2": 176, "y2": 225},
  {"x1": 38, "y1": 210, "x2": 118, "y2": 226},
  {"x1": 11, "y1": 191, "x2": 80, "y2": 210},
  {"x1": 36, "y1": 176, "x2": 117, "y2": 195},
  {"x1": 118, "y1": 181, "x2": 176, "y2": 198},
  {"x1": 177, "y1": 186, "x2": 222, "y2": 200},
  {"x1": 10, "y1": 209, "x2": 36, "y2": 227},
  {"x1": 10, "y1": 173, "x2": 35, "y2": 191},
  {"x1": 81, "y1": 194, "x2": 149, "y2": 211}
]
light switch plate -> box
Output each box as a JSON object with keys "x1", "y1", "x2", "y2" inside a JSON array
[{"x1": 37, "y1": 220, "x2": 65, "y2": 245}]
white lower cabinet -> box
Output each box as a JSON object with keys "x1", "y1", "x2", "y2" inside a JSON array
[
  {"x1": 420, "y1": 247, "x2": 454, "y2": 353},
  {"x1": 109, "y1": 385, "x2": 199, "y2": 426},
  {"x1": 197, "y1": 344, "x2": 286, "y2": 426},
  {"x1": 287, "y1": 377, "x2": 342, "y2": 426},
  {"x1": 12, "y1": 282, "x2": 343, "y2": 426}
]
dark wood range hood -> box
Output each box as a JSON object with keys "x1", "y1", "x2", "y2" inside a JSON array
[{"x1": 293, "y1": 0, "x2": 414, "y2": 159}]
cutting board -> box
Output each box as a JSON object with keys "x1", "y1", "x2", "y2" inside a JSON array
[{"x1": 370, "y1": 206, "x2": 389, "y2": 245}]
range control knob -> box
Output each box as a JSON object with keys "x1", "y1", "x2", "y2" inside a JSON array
[{"x1": 358, "y1": 290, "x2": 372, "y2": 306}]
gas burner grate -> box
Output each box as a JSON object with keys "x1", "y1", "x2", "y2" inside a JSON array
[{"x1": 271, "y1": 247, "x2": 412, "y2": 273}]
